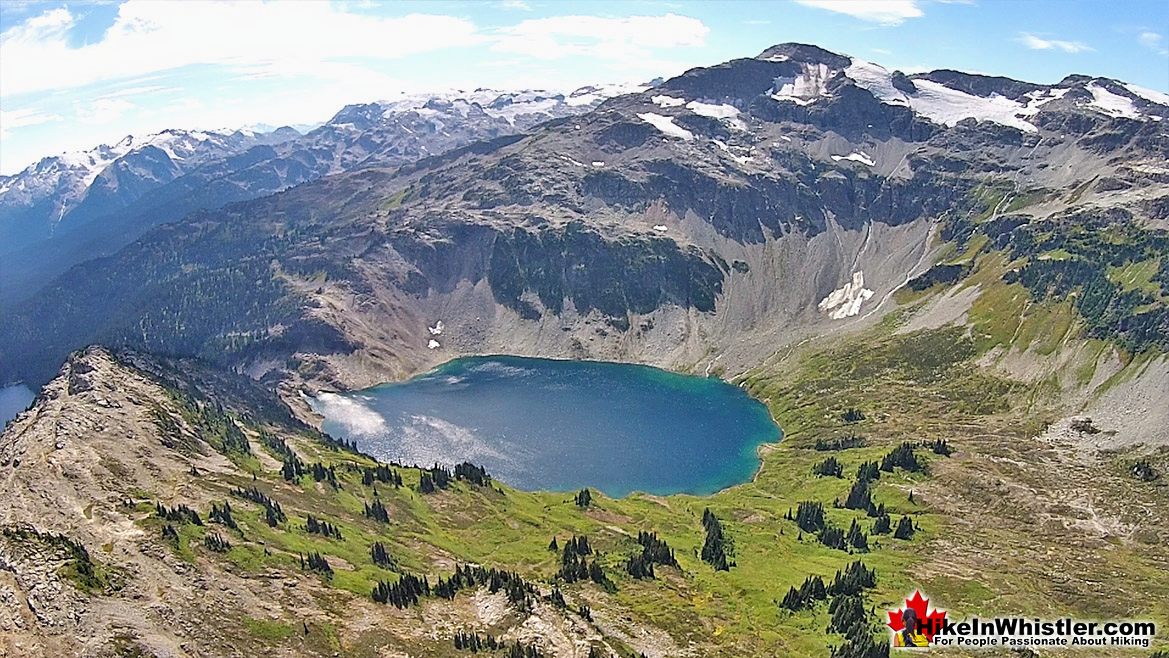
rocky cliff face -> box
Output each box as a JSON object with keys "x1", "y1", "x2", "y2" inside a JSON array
[{"x1": 1, "y1": 44, "x2": 1166, "y2": 392}]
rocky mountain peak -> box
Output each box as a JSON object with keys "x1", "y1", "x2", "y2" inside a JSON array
[{"x1": 756, "y1": 42, "x2": 852, "y2": 69}]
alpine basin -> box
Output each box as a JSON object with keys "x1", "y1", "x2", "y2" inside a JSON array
[{"x1": 308, "y1": 356, "x2": 780, "y2": 497}]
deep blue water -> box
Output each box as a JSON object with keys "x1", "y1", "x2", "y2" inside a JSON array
[{"x1": 308, "y1": 356, "x2": 780, "y2": 497}]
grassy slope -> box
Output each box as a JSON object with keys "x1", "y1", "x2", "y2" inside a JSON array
[{"x1": 135, "y1": 302, "x2": 1168, "y2": 657}]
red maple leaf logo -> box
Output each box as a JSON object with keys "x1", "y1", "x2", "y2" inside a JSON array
[{"x1": 887, "y1": 590, "x2": 947, "y2": 642}]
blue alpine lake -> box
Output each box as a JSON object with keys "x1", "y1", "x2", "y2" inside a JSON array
[{"x1": 308, "y1": 356, "x2": 781, "y2": 497}]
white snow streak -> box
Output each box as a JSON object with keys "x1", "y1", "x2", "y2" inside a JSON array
[{"x1": 637, "y1": 112, "x2": 694, "y2": 140}]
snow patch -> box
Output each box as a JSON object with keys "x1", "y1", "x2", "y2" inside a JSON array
[
  {"x1": 845, "y1": 58, "x2": 910, "y2": 107},
  {"x1": 653, "y1": 224, "x2": 669, "y2": 232},
  {"x1": 908, "y1": 79, "x2": 1039, "y2": 132},
  {"x1": 1123, "y1": 83, "x2": 1169, "y2": 107},
  {"x1": 1085, "y1": 83, "x2": 1141, "y2": 119},
  {"x1": 637, "y1": 112, "x2": 694, "y2": 140},
  {"x1": 652, "y1": 95, "x2": 686, "y2": 108},
  {"x1": 428, "y1": 339, "x2": 441, "y2": 350},
  {"x1": 687, "y1": 100, "x2": 747, "y2": 130},
  {"x1": 831, "y1": 152, "x2": 875, "y2": 166},
  {"x1": 771, "y1": 62, "x2": 834, "y2": 105},
  {"x1": 845, "y1": 57, "x2": 1039, "y2": 132},
  {"x1": 819, "y1": 271, "x2": 875, "y2": 320},
  {"x1": 428, "y1": 321, "x2": 444, "y2": 335}
]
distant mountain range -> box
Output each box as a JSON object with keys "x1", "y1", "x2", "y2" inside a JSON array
[{"x1": 0, "y1": 84, "x2": 648, "y2": 304}]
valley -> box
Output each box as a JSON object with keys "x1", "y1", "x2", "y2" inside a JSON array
[{"x1": 1, "y1": 35, "x2": 1167, "y2": 658}]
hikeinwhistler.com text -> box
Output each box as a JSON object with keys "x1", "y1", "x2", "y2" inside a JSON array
[{"x1": 910, "y1": 616, "x2": 1158, "y2": 649}]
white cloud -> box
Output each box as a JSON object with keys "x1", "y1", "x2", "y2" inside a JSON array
[
  {"x1": 0, "y1": 2, "x2": 479, "y2": 98},
  {"x1": 1017, "y1": 32, "x2": 1092, "y2": 53},
  {"x1": 500, "y1": 0, "x2": 532, "y2": 10},
  {"x1": 492, "y1": 13, "x2": 708, "y2": 61},
  {"x1": 76, "y1": 98, "x2": 135, "y2": 124},
  {"x1": 794, "y1": 0, "x2": 923, "y2": 26},
  {"x1": 0, "y1": 107, "x2": 62, "y2": 138},
  {"x1": 1138, "y1": 31, "x2": 1169, "y2": 56}
]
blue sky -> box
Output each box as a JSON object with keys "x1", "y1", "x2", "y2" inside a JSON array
[{"x1": 1, "y1": 0, "x2": 1166, "y2": 174}]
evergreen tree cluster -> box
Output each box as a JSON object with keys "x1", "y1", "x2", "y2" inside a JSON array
[
  {"x1": 302, "y1": 551, "x2": 333, "y2": 578},
  {"x1": 842, "y1": 478, "x2": 875, "y2": 514},
  {"x1": 419, "y1": 464, "x2": 453, "y2": 493},
  {"x1": 893, "y1": 515, "x2": 916, "y2": 540},
  {"x1": 161, "y1": 524, "x2": 180, "y2": 545},
  {"x1": 372, "y1": 573, "x2": 429, "y2": 608},
  {"x1": 305, "y1": 515, "x2": 343, "y2": 540},
  {"x1": 841, "y1": 408, "x2": 866, "y2": 423},
  {"x1": 700, "y1": 509, "x2": 733, "y2": 571},
  {"x1": 558, "y1": 535, "x2": 607, "y2": 586},
  {"x1": 261, "y1": 431, "x2": 295, "y2": 460},
  {"x1": 549, "y1": 585, "x2": 566, "y2": 609},
  {"x1": 880, "y1": 442, "x2": 923, "y2": 473},
  {"x1": 815, "y1": 435, "x2": 866, "y2": 451},
  {"x1": 845, "y1": 519, "x2": 868, "y2": 551},
  {"x1": 923, "y1": 438, "x2": 952, "y2": 456},
  {"x1": 209, "y1": 502, "x2": 238, "y2": 530},
  {"x1": 433, "y1": 565, "x2": 538, "y2": 611},
  {"x1": 575, "y1": 488, "x2": 592, "y2": 508},
  {"x1": 232, "y1": 485, "x2": 286, "y2": 527},
  {"x1": 856, "y1": 460, "x2": 880, "y2": 482},
  {"x1": 453, "y1": 461, "x2": 491, "y2": 486},
  {"x1": 155, "y1": 502, "x2": 202, "y2": 525},
  {"x1": 871, "y1": 514, "x2": 891, "y2": 535},
  {"x1": 370, "y1": 541, "x2": 395, "y2": 569},
  {"x1": 175, "y1": 395, "x2": 251, "y2": 457},
  {"x1": 789, "y1": 501, "x2": 825, "y2": 533},
  {"x1": 827, "y1": 560, "x2": 877, "y2": 597},
  {"x1": 281, "y1": 452, "x2": 307, "y2": 482},
  {"x1": 203, "y1": 532, "x2": 231, "y2": 553},
  {"x1": 633, "y1": 531, "x2": 678, "y2": 570},
  {"x1": 995, "y1": 211, "x2": 1169, "y2": 353},
  {"x1": 361, "y1": 464, "x2": 402, "y2": 487},
  {"x1": 826, "y1": 561, "x2": 887, "y2": 658},
  {"x1": 363, "y1": 499, "x2": 390, "y2": 523},
  {"x1": 780, "y1": 574, "x2": 827, "y2": 611},
  {"x1": 814, "y1": 456, "x2": 844, "y2": 478},
  {"x1": 452, "y1": 631, "x2": 544, "y2": 657},
  {"x1": 310, "y1": 462, "x2": 339, "y2": 488},
  {"x1": 818, "y1": 525, "x2": 846, "y2": 550}
]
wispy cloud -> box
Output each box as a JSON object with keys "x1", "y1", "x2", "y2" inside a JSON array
[
  {"x1": 793, "y1": 0, "x2": 924, "y2": 26},
  {"x1": 0, "y1": 2, "x2": 479, "y2": 99},
  {"x1": 1017, "y1": 32, "x2": 1092, "y2": 53},
  {"x1": 1138, "y1": 30, "x2": 1169, "y2": 56},
  {"x1": 75, "y1": 97, "x2": 135, "y2": 124},
  {"x1": 0, "y1": 107, "x2": 62, "y2": 138},
  {"x1": 499, "y1": 0, "x2": 532, "y2": 10},
  {"x1": 492, "y1": 13, "x2": 708, "y2": 61}
]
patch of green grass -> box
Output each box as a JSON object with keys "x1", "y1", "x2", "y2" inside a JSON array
[{"x1": 244, "y1": 617, "x2": 296, "y2": 642}]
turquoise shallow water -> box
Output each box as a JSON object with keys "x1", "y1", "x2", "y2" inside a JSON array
[{"x1": 308, "y1": 356, "x2": 781, "y2": 497}]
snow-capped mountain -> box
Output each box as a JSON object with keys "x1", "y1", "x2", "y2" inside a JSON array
[
  {"x1": 0, "y1": 127, "x2": 298, "y2": 251},
  {"x1": 757, "y1": 43, "x2": 1168, "y2": 131},
  {"x1": 1, "y1": 85, "x2": 647, "y2": 304}
]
